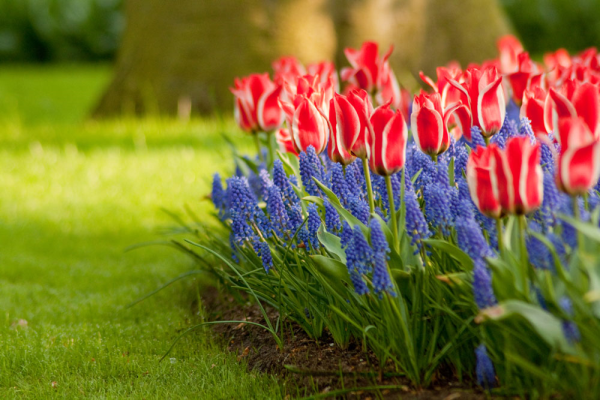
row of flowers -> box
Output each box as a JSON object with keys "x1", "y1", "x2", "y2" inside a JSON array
[{"x1": 193, "y1": 37, "x2": 600, "y2": 393}]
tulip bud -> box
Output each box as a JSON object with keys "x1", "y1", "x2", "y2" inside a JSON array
[
  {"x1": 466, "y1": 146, "x2": 501, "y2": 218},
  {"x1": 489, "y1": 137, "x2": 544, "y2": 215},
  {"x1": 328, "y1": 98, "x2": 356, "y2": 165},
  {"x1": 546, "y1": 81, "x2": 600, "y2": 141},
  {"x1": 411, "y1": 92, "x2": 470, "y2": 157},
  {"x1": 368, "y1": 104, "x2": 408, "y2": 176},
  {"x1": 555, "y1": 117, "x2": 600, "y2": 195},
  {"x1": 520, "y1": 87, "x2": 550, "y2": 136},
  {"x1": 230, "y1": 73, "x2": 284, "y2": 133},
  {"x1": 332, "y1": 90, "x2": 373, "y2": 159}
]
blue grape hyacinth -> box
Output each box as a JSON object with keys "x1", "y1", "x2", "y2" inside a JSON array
[
  {"x1": 370, "y1": 219, "x2": 395, "y2": 296},
  {"x1": 475, "y1": 344, "x2": 496, "y2": 389}
]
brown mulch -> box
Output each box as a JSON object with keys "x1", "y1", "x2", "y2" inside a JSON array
[{"x1": 195, "y1": 287, "x2": 491, "y2": 399}]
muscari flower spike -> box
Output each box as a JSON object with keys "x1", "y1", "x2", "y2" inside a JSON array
[
  {"x1": 473, "y1": 259, "x2": 497, "y2": 309},
  {"x1": 260, "y1": 241, "x2": 273, "y2": 273},
  {"x1": 467, "y1": 126, "x2": 486, "y2": 149},
  {"x1": 299, "y1": 146, "x2": 324, "y2": 197},
  {"x1": 348, "y1": 194, "x2": 370, "y2": 225},
  {"x1": 273, "y1": 159, "x2": 299, "y2": 206},
  {"x1": 330, "y1": 162, "x2": 351, "y2": 206},
  {"x1": 306, "y1": 203, "x2": 321, "y2": 251},
  {"x1": 453, "y1": 143, "x2": 469, "y2": 180},
  {"x1": 258, "y1": 168, "x2": 272, "y2": 201},
  {"x1": 340, "y1": 220, "x2": 353, "y2": 248},
  {"x1": 370, "y1": 219, "x2": 395, "y2": 296},
  {"x1": 559, "y1": 296, "x2": 581, "y2": 344},
  {"x1": 519, "y1": 117, "x2": 536, "y2": 144},
  {"x1": 345, "y1": 225, "x2": 374, "y2": 295},
  {"x1": 475, "y1": 344, "x2": 496, "y2": 389},
  {"x1": 211, "y1": 173, "x2": 226, "y2": 215},
  {"x1": 324, "y1": 199, "x2": 342, "y2": 232},
  {"x1": 456, "y1": 214, "x2": 494, "y2": 261},
  {"x1": 404, "y1": 173, "x2": 431, "y2": 252},
  {"x1": 423, "y1": 182, "x2": 453, "y2": 236},
  {"x1": 266, "y1": 185, "x2": 290, "y2": 237}
]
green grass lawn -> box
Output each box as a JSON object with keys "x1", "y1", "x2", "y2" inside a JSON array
[{"x1": 0, "y1": 65, "x2": 284, "y2": 398}]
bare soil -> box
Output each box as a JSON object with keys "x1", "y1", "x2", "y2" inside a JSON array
[{"x1": 196, "y1": 288, "x2": 490, "y2": 399}]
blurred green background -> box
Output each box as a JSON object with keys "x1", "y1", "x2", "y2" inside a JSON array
[{"x1": 0, "y1": 0, "x2": 598, "y2": 64}]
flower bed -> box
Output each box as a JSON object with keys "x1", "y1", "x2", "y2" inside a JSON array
[{"x1": 172, "y1": 38, "x2": 600, "y2": 396}]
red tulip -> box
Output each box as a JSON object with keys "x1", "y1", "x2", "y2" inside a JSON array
[
  {"x1": 545, "y1": 80, "x2": 600, "y2": 141},
  {"x1": 276, "y1": 128, "x2": 299, "y2": 156},
  {"x1": 521, "y1": 87, "x2": 550, "y2": 136},
  {"x1": 272, "y1": 56, "x2": 306, "y2": 86},
  {"x1": 449, "y1": 66, "x2": 506, "y2": 139},
  {"x1": 327, "y1": 98, "x2": 356, "y2": 165},
  {"x1": 307, "y1": 61, "x2": 339, "y2": 91},
  {"x1": 332, "y1": 89, "x2": 374, "y2": 159},
  {"x1": 341, "y1": 41, "x2": 403, "y2": 109},
  {"x1": 506, "y1": 52, "x2": 543, "y2": 105},
  {"x1": 497, "y1": 35, "x2": 524, "y2": 74},
  {"x1": 368, "y1": 104, "x2": 408, "y2": 176},
  {"x1": 279, "y1": 74, "x2": 333, "y2": 154},
  {"x1": 411, "y1": 92, "x2": 470, "y2": 157},
  {"x1": 420, "y1": 64, "x2": 464, "y2": 108},
  {"x1": 466, "y1": 146, "x2": 501, "y2": 218},
  {"x1": 230, "y1": 73, "x2": 284, "y2": 133},
  {"x1": 555, "y1": 117, "x2": 600, "y2": 195},
  {"x1": 489, "y1": 137, "x2": 543, "y2": 215}
]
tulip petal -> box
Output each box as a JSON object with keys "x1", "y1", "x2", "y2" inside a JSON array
[
  {"x1": 333, "y1": 93, "x2": 361, "y2": 156},
  {"x1": 572, "y1": 83, "x2": 600, "y2": 138},
  {"x1": 257, "y1": 85, "x2": 284, "y2": 132},
  {"x1": 292, "y1": 97, "x2": 328, "y2": 154},
  {"x1": 548, "y1": 87, "x2": 577, "y2": 142},
  {"x1": 444, "y1": 102, "x2": 472, "y2": 141},
  {"x1": 478, "y1": 77, "x2": 506, "y2": 136},
  {"x1": 559, "y1": 141, "x2": 600, "y2": 195}
]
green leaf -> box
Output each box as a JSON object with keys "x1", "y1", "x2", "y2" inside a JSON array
[
  {"x1": 310, "y1": 255, "x2": 351, "y2": 296},
  {"x1": 558, "y1": 213, "x2": 600, "y2": 243},
  {"x1": 424, "y1": 239, "x2": 473, "y2": 270},
  {"x1": 480, "y1": 300, "x2": 575, "y2": 353},
  {"x1": 317, "y1": 226, "x2": 346, "y2": 262}
]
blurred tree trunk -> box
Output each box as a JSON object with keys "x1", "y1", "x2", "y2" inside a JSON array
[
  {"x1": 93, "y1": 0, "x2": 336, "y2": 117},
  {"x1": 94, "y1": 0, "x2": 509, "y2": 117}
]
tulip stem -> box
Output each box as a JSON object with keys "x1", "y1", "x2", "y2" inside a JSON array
[
  {"x1": 431, "y1": 154, "x2": 438, "y2": 163},
  {"x1": 254, "y1": 133, "x2": 264, "y2": 163},
  {"x1": 573, "y1": 196, "x2": 584, "y2": 251},
  {"x1": 496, "y1": 217, "x2": 503, "y2": 253},
  {"x1": 385, "y1": 175, "x2": 399, "y2": 252},
  {"x1": 362, "y1": 158, "x2": 375, "y2": 213},
  {"x1": 484, "y1": 136, "x2": 490, "y2": 146},
  {"x1": 518, "y1": 215, "x2": 529, "y2": 296},
  {"x1": 266, "y1": 132, "x2": 275, "y2": 168}
]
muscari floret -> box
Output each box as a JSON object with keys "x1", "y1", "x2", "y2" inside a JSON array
[
  {"x1": 534, "y1": 170, "x2": 561, "y2": 230},
  {"x1": 306, "y1": 203, "x2": 321, "y2": 251},
  {"x1": 475, "y1": 344, "x2": 496, "y2": 389},
  {"x1": 370, "y1": 219, "x2": 395, "y2": 296},
  {"x1": 287, "y1": 203, "x2": 309, "y2": 247},
  {"x1": 258, "y1": 168, "x2": 272, "y2": 201},
  {"x1": 211, "y1": 173, "x2": 226, "y2": 217},
  {"x1": 340, "y1": 220, "x2": 353, "y2": 248},
  {"x1": 324, "y1": 199, "x2": 341, "y2": 232},
  {"x1": 453, "y1": 143, "x2": 469, "y2": 181},
  {"x1": 455, "y1": 213, "x2": 494, "y2": 261}
]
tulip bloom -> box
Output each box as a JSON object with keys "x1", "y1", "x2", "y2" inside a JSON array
[
  {"x1": 449, "y1": 66, "x2": 506, "y2": 139},
  {"x1": 555, "y1": 117, "x2": 600, "y2": 195},
  {"x1": 497, "y1": 35, "x2": 524, "y2": 74},
  {"x1": 489, "y1": 137, "x2": 543, "y2": 215},
  {"x1": 230, "y1": 73, "x2": 284, "y2": 133},
  {"x1": 368, "y1": 104, "x2": 408, "y2": 176},
  {"x1": 307, "y1": 61, "x2": 339, "y2": 91},
  {"x1": 276, "y1": 128, "x2": 299, "y2": 156},
  {"x1": 279, "y1": 74, "x2": 334, "y2": 154},
  {"x1": 272, "y1": 56, "x2": 306, "y2": 86},
  {"x1": 521, "y1": 87, "x2": 550, "y2": 136},
  {"x1": 327, "y1": 98, "x2": 356, "y2": 165},
  {"x1": 506, "y1": 52, "x2": 543, "y2": 105},
  {"x1": 332, "y1": 89, "x2": 374, "y2": 159},
  {"x1": 545, "y1": 80, "x2": 600, "y2": 140},
  {"x1": 466, "y1": 146, "x2": 501, "y2": 218},
  {"x1": 411, "y1": 92, "x2": 470, "y2": 157},
  {"x1": 341, "y1": 41, "x2": 403, "y2": 109}
]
